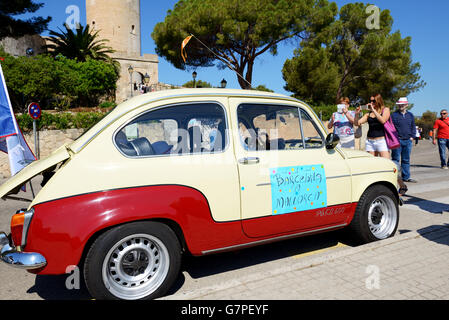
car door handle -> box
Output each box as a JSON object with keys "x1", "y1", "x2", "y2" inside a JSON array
[{"x1": 238, "y1": 157, "x2": 260, "y2": 165}]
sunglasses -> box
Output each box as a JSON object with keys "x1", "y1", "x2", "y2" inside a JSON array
[{"x1": 442, "y1": 112, "x2": 448, "y2": 115}]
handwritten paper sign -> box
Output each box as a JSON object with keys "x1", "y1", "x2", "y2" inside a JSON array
[{"x1": 270, "y1": 164, "x2": 327, "y2": 215}]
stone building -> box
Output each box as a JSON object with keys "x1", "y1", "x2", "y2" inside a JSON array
[
  {"x1": 86, "y1": 0, "x2": 160, "y2": 102},
  {"x1": 1, "y1": 0, "x2": 163, "y2": 103}
]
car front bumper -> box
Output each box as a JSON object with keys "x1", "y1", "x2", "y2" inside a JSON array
[{"x1": 0, "y1": 232, "x2": 46, "y2": 270}]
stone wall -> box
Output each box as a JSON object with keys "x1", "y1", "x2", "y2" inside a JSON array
[{"x1": 0, "y1": 129, "x2": 84, "y2": 179}]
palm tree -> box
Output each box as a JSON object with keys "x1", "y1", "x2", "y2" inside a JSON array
[{"x1": 44, "y1": 23, "x2": 115, "y2": 63}]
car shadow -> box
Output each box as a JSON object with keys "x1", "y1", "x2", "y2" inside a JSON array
[
  {"x1": 180, "y1": 230, "x2": 358, "y2": 279},
  {"x1": 417, "y1": 224, "x2": 449, "y2": 247},
  {"x1": 27, "y1": 274, "x2": 92, "y2": 300},
  {"x1": 402, "y1": 195, "x2": 449, "y2": 214}
]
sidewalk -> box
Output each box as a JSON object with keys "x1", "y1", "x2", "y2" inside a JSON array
[
  {"x1": 162, "y1": 140, "x2": 449, "y2": 300},
  {"x1": 164, "y1": 225, "x2": 449, "y2": 300}
]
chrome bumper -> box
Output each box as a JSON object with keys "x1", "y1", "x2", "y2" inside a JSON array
[{"x1": 0, "y1": 232, "x2": 46, "y2": 270}]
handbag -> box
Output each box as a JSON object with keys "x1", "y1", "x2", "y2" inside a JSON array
[
  {"x1": 354, "y1": 126, "x2": 362, "y2": 138},
  {"x1": 383, "y1": 116, "x2": 400, "y2": 150}
]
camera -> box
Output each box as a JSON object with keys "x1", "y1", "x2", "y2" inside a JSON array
[
  {"x1": 337, "y1": 104, "x2": 345, "y2": 113},
  {"x1": 361, "y1": 104, "x2": 370, "y2": 111}
]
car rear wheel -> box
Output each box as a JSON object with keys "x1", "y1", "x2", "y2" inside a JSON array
[
  {"x1": 84, "y1": 221, "x2": 181, "y2": 300},
  {"x1": 349, "y1": 185, "x2": 399, "y2": 244}
]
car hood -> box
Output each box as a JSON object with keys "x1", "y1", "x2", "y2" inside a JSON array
[
  {"x1": 0, "y1": 144, "x2": 72, "y2": 199},
  {"x1": 342, "y1": 149, "x2": 373, "y2": 159}
]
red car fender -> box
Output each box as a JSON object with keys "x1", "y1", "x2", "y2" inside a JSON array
[{"x1": 25, "y1": 185, "x2": 245, "y2": 275}]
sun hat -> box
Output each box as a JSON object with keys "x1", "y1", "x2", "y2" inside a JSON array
[{"x1": 396, "y1": 97, "x2": 409, "y2": 105}]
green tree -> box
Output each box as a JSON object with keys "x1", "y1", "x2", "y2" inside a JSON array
[
  {"x1": 152, "y1": 0, "x2": 336, "y2": 89},
  {"x1": 0, "y1": 0, "x2": 51, "y2": 40},
  {"x1": 44, "y1": 23, "x2": 116, "y2": 64},
  {"x1": 1, "y1": 49, "x2": 118, "y2": 110},
  {"x1": 54, "y1": 56, "x2": 118, "y2": 107},
  {"x1": 415, "y1": 110, "x2": 437, "y2": 139},
  {"x1": 0, "y1": 49, "x2": 57, "y2": 111},
  {"x1": 283, "y1": 3, "x2": 425, "y2": 106},
  {"x1": 182, "y1": 79, "x2": 212, "y2": 88},
  {"x1": 252, "y1": 85, "x2": 274, "y2": 92}
]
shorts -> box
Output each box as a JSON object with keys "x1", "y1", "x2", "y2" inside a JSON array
[
  {"x1": 338, "y1": 136, "x2": 355, "y2": 149},
  {"x1": 365, "y1": 137, "x2": 388, "y2": 152}
]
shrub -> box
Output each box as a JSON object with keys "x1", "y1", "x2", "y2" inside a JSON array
[{"x1": 16, "y1": 111, "x2": 107, "y2": 132}]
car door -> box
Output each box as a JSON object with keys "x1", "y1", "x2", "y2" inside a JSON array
[
  {"x1": 113, "y1": 99, "x2": 242, "y2": 224},
  {"x1": 229, "y1": 98, "x2": 353, "y2": 238}
]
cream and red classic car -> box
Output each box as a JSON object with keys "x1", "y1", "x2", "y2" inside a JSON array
[{"x1": 0, "y1": 89, "x2": 400, "y2": 300}]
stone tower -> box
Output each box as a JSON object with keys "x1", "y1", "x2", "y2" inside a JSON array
[{"x1": 86, "y1": 0, "x2": 159, "y2": 102}]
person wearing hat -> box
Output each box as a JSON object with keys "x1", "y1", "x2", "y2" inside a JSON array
[{"x1": 391, "y1": 97, "x2": 417, "y2": 183}]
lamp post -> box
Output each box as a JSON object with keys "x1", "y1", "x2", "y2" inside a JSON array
[
  {"x1": 128, "y1": 65, "x2": 134, "y2": 97},
  {"x1": 143, "y1": 73, "x2": 150, "y2": 93},
  {"x1": 220, "y1": 78, "x2": 227, "y2": 88},
  {"x1": 192, "y1": 71, "x2": 197, "y2": 88}
]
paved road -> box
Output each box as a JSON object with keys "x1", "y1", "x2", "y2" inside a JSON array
[{"x1": 0, "y1": 140, "x2": 448, "y2": 300}]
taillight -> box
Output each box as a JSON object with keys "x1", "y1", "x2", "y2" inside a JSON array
[{"x1": 10, "y1": 208, "x2": 34, "y2": 249}]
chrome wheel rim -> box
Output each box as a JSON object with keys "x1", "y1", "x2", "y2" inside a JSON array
[
  {"x1": 368, "y1": 195, "x2": 397, "y2": 239},
  {"x1": 102, "y1": 234, "x2": 170, "y2": 300}
]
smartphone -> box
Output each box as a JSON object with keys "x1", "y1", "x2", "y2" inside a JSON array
[
  {"x1": 337, "y1": 104, "x2": 345, "y2": 113},
  {"x1": 361, "y1": 104, "x2": 370, "y2": 111}
]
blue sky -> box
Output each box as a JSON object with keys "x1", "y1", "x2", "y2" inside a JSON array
[{"x1": 17, "y1": 0, "x2": 449, "y2": 116}]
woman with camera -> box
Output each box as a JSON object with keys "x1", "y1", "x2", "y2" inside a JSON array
[
  {"x1": 355, "y1": 94, "x2": 408, "y2": 195},
  {"x1": 327, "y1": 97, "x2": 356, "y2": 149}
]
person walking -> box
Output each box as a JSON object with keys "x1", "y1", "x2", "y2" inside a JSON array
[
  {"x1": 415, "y1": 126, "x2": 421, "y2": 145},
  {"x1": 432, "y1": 109, "x2": 449, "y2": 169},
  {"x1": 328, "y1": 97, "x2": 356, "y2": 149},
  {"x1": 355, "y1": 94, "x2": 408, "y2": 195},
  {"x1": 391, "y1": 97, "x2": 417, "y2": 183}
]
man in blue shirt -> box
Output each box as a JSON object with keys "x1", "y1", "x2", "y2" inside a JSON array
[{"x1": 391, "y1": 97, "x2": 417, "y2": 183}]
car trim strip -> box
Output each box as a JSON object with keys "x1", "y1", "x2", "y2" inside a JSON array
[
  {"x1": 201, "y1": 223, "x2": 348, "y2": 255},
  {"x1": 353, "y1": 170, "x2": 395, "y2": 176}
]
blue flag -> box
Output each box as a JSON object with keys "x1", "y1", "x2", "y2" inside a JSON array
[{"x1": 0, "y1": 64, "x2": 36, "y2": 176}]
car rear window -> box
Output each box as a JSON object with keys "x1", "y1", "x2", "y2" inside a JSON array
[{"x1": 115, "y1": 103, "x2": 228, "y2": 157}]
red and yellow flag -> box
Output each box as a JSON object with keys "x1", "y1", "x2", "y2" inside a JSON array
[{"x1": 181, "y1": 35, "x2": 193, "y2": 63}]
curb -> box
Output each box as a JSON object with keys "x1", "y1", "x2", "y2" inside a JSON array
[{"x1": 160, "y1": 225, "x2": 449, "y2": 300}]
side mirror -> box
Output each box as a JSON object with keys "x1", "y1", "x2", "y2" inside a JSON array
[{"x1": 326, "y1": 133, "x2": 340, "y2": 150}]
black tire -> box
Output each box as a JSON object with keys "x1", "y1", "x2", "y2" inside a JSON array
[
  {"x1": 348, "y1": 184, "x2": 399, "y2": 244},
  {"x1": 83, "y1": 221, "x2": 182, "y2": 300}
]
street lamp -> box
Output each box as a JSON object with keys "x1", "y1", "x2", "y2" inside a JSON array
[
  {"x1": 128, "y1": 65, "x2": 134, "y2": 97},
  {"x1": 192, "y1": 71, "x2": 197, "y2": 88},
  {"x1": 220, "y1": 78, "x2": 227, "y2": 88},
  {"x1": 144, "y1": 73, "x2": 150, "y2": 85}
]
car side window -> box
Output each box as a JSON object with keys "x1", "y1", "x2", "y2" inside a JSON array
[
  {"x1": 300, "y1": 109, "x2": 324, "y2": 149},
  {"x1": 237, "y1": 104, "x2": 302, "y2": 151},
  {"x1": 115, "y1": 103, "x2": 227, "y2": 157}
]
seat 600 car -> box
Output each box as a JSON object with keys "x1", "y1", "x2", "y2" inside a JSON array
[{"x1": 0, "y1": 89, "x2": 400, "y2": 300}]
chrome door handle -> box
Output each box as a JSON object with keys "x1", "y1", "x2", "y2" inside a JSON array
[{"x1": 238, "y1": 157, "x2": 260, "y2": 165}]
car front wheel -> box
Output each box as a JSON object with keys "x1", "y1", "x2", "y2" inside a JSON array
[
  {"x1": 83, "y1": 221, "x2": 181, "y2": 300},
  {"x1": 349, "y1": 185, "x2": 399, "y2": 244}
]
